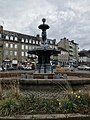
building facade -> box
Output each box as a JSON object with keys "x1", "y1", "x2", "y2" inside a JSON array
[
  {"x1": 57, "y1": 37, "x2": 79, "y2": 63},
  {"x1": 0, "y1": 26, "x2": 58, "y2": 68},
  {"x1": 0, "y1": 26, "x2": 42, "y2": 68},
  {"x1": 58, "y1": 47, "x2": 69, "y2": 65},
  {"x1": 0, "y1": 26, "x2": 79, "y2": 68},
  {"x1": 78, "y1": 50, "x2": 90, "y2": 64}
]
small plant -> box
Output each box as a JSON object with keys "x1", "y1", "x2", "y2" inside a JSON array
[
  {"x1": 56, "y1": 90, "x2": 90, "y2": 113},
  {"x1": 0, "y1": 80, "x2": 2, "y2": 99},
  {"x1": 0, "y1": 97, "x2": 20, "y2": 116},
  {"x1": 11, "y1": 80, "x2": 20, "y2": 97},
  {"x1": 0, "y1": 87, "x2": 90, "y2": 116},
  {"x1": 68, "y1": 90, "x2": 88, "y2": 105}
]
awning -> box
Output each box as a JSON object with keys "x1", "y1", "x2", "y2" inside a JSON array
[{"x1": 3, "y1": 59, "x2": 11, "y2": 62}]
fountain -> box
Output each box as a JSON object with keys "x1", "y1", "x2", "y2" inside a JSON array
[{"x1": 28, "y1": 18, "x2": 60, "y2": 79}]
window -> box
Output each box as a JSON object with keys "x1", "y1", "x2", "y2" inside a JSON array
[
  {"x1": 29, "y1": 46, "x2": 31, "y2": 50},
  {"x1": 30, "y1": 46, "x2": 33, "y2": 50},
  {"x1": 25, "y1": 52, "x2": 28, "y2": 56},
  {"x1": 50, "y1": 45, "x2": 52, "y2": 48},
  {"x1": 22, "y1": 45, "x2": 24, "y2": 50},
  {"x1": 6, "y1": 43, "x2": 8, "y2": 48},
  {"x1": 50, "y1": 41, "x2": 52, "y2": 44},
  {"x1": 14, "y1": 51, "x2": 17, "y2": 56},
  {"x1": 10, "y1": 44, "x2": 13, "y2": 48},
  {"x1": 33, "y1": 55, "x2": 35, "y2": 57},
  {"x1": 33, "y1": 40, "x2": 35, "y2": 44},
  {"x1": 48, "y1": 41, "x2": 50, "y2": 44},
  {"x1": 39, "y1": 41, "x2": 41, "y2": 45},
  {"x1": 22, "y1": 52, "x2": 24, "y2": 56},
  {"x1": 0, "y1": 34, "x2": 1, "y2": 38},
  {"x1": 5, "y1": 50, "x2": 8, "y2": 55},
  {"x1": 61, "y1": 51, "x2": 65, "y2": 55},
  {"x1": 29, "y1": 39, "x2": 32, "y2": 43},
  {"x1": 32, "y1": 46, "x2": 34, "y2": 49},
  {"x1": 15, "y1": 37, "x2": 17, "y2": 41},
  {"x1": 36, "y1": 41, "x2": 38, "y2": 44},
  {"x1": 22, "y1": 38, "x2": 24, "y2": 42},
  {"x1": 55, "y1": 46, "x2": 57, "y2": 49},
  {"x1": 25, "y1": 39, "x2": 28, "y2": 43},
  {"x1": 10, "y1": 36, "x2": 13, "y2": 40},
  {"x1": 6, "y1": 35, "x2": 9, "y2": 40},
  {"x1": 15, "y1": 44, "x2": 17, "y2": 49},
  {"x1": 25, "y1": 45, "x2": 28, "y2": 49},
  {"x1": 10, "y1": 51, "x2": 13, "y2": 56}
]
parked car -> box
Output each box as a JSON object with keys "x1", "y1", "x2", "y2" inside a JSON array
[
  {"x1": 0, "y1": 65, "x2": 7, "y2": 71},
  {"x1": 7, "y1": 67, "x2": 16, "y2": 70},
  {"x1": 24, "y1": 66, "x2": 32, "y2": 70},
  {"x1": 18, "y1": 65, "x2": 32, "y2": 70},
  {"x1": 64, "y1": 65, "x2": 74, "y2": 71},
  {"x1": 0, "y1": 67, "x2": 2, "y2": 71},
  {"x1": 78, "y1": 65, "x2": 90, "y2": 70},
  {"x1": 18, "y1": 65, "x2": 25, "y2": 70},
  {"x1": 73, "y1": 64, "x2": 78, "y2": 68}
]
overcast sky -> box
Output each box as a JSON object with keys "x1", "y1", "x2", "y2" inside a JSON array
[{"x1": 0, "y1": 0, "x2": 90, "y2": 50}]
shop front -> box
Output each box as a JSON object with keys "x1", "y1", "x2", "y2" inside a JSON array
[{"x1": 12, "y1": 59, "x2": 18, "y2": 69}]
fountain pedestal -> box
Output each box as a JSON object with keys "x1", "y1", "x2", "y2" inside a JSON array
[{"x1": 33, "y1": 73, "x2": 55, "y2": 79}]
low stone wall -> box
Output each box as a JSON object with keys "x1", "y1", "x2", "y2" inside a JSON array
[
  {"x1": 0, "y1": 71, "x2": 90, "y2": 78},
  {"x1": 0, "y1": 77, "x2": 90, "y2": 86},
  {"x1": 0, "y1": 71, "x2": 33, "y2": 78},
  {"x1": 55, "y1": 71, "x2": 90, "y2": 78}
]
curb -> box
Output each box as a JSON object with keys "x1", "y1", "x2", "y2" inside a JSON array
[{"x1": 0, "y1": 114, "x2": 90, "y2": 120}]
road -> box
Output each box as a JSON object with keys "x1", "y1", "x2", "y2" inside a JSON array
[{"x1": 74, "y1": 68, "x2": 90, "y2": 73}]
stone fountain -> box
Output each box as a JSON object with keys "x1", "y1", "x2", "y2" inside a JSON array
[{"x1": 28, "y1": 18, "x2": 60, "y2": 78}]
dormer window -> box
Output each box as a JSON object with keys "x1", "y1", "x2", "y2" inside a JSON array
[
  {"x1": 50, "y1": 41, "x2": 52, "y2": 44},
  {"x1": 25, "y1": 39, "x2": 28, "y2": 43},
  {"x1": 22, "y1": 38, "x2": 24, "y2": 42},
  {"x1": 39, "y1": 41, "x2": 41, "y2": 45},
  {"x1": 36, "y1": 41, "x2": 38, "y2": 44},
  {"x1": 6, "y1": 35, "x2": 9, "y2": 40},
  {"x1": 33, "y1": 40, "x2": 35, "y2": 44},
  {"x1": 48, "y1": 40, "x2": 50, "y2": 44},
  {"x1": 15, "y1": 37, "x2": 17, "y2": 41},
  {"x1": 10, "y1": 36, "x2": 13, "y2": 40},
  {"x1": 29, "y1": 39, "x2": 32, "y2": 43}
]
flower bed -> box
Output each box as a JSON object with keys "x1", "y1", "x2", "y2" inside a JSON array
[{"x1": 0, "y1": 90, "x2": 90, "y2": 116}]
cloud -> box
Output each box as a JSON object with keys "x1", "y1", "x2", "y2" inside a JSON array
[{"x1": 0, "y1": 0, "x2": 90, "y2": 50}]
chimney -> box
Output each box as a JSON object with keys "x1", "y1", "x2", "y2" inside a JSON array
[
  {"x1": 36, "y1": 34, "x2": 40, "y2": 38},
  {"x1": 71, "y1": 40, "x2": 74, "y2": 43},
  {"x1": 0, "y1": 26, "x2": 3, "y2": 32},
  {"x1": 64, "y1": 37, "x2": 66, "y2": 40}
]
